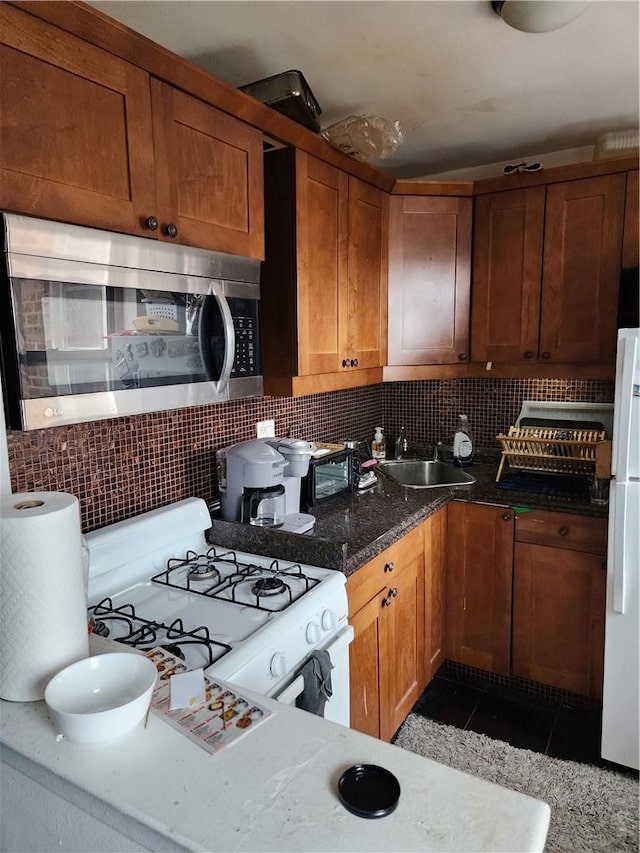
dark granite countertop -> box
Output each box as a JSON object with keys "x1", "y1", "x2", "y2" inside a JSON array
[{"x1": 207, "y1": 454, "x2": 608, "y2": 578}]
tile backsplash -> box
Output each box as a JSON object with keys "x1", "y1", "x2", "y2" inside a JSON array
[
  {"x1": 383, "y1": 378, "x2": 615, "y2": 449},
  {"x1": 6, "y1": 378, "x2": 613, "y2": 532}
]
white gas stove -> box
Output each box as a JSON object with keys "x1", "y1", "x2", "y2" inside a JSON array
[{"x1": 85, "y1": 498, "x2": 353, "y2": 726}]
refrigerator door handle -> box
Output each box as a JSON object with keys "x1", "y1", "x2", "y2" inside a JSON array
[
  {"x1": 609, "y1": 483, "x2": 627, "y2": 615},
  {"x1": 612, "y1": 333, "x2": 637, "y2": 480}
]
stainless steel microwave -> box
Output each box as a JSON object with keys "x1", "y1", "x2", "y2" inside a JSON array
[{"x1": 0, "y1": 213, "x2": 263, "y2": 429}]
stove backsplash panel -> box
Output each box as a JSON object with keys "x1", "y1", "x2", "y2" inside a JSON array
[{"x1": 7, "y1": 378, "x2": 612, "y2": 532}]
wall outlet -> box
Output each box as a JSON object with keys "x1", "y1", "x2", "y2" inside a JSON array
[{"x1": 256, "y1": 419, "x2": 275, "y2": 438}]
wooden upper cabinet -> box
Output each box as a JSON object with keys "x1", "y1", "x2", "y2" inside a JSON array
[
  {"x1": 541, "y1": 174, "x2": 625, "y2": 363},
  {"x1": 0, "y1": 3, "x2": 156, "y2": 236},
  {"x1": 261, "y1": 148, "x2": 387, "y2": 395},
  {"x1": 471, "y1": 187, "x2": 545, "y2": 363},
  {"x1": 622, "y1": 170, "x2": 639, "y2": 269},
  {"x1": 0, "y1": 4, "x2": 264, "y2": 258},
  {"x1": 472, "y1": 174, "x2": 625, "y2": 365},
  {"x1": 388, "y1": 196, "x2": 472, "y2": 365},
  {"x1": 296, "y1": 153, "x2": 349, "y2": 375},
  {"x1": 150, "y1": 80, "x2": 264, "y2": 258},
  {"x1": 347, "y1": 177, "x2": 388, "y2": 370}
]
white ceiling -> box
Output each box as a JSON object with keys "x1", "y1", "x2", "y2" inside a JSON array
[{"x1": 89, "y1": 0, "x2": 640, "y2": 179}]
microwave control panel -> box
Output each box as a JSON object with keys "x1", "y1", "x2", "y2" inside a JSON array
[{"x1": 230, "y1": 298, "x2": 261, "y2": 378}]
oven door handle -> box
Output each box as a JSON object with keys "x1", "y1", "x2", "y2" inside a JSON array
[
  {"x1": 198, "y1": 281, "x2": 235, "y2": 394},
  {"x1": 273, "y1": 674, "x2": 306, "y2": 707}
]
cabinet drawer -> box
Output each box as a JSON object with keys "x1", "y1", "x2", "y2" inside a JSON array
[
  {"x1": 347, "y1": 524, "x2": 423, "y2": 616},
  {"x1": 515, "y1": 510, "x2": 607, "y2": 555}
]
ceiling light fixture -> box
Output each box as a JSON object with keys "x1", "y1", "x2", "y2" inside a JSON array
[{"x1": 491, "y1": 1, "x2": 592, "y2": 33}]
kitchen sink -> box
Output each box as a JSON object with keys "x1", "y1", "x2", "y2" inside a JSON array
[{"x1": 377, "y1": 460, "x2": 476, "y2": 489}]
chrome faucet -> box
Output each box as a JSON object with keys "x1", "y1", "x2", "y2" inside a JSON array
[
  {"x1": 395, "y1": 427, "x2": 409, "y2": 460},
  {"x1": 432, "y1": 441, "x2": 443, "y2": 462}
]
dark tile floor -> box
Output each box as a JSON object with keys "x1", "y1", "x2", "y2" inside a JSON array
[{"x1": 410, "y1": 666, "x2": 607, "y2": 766}]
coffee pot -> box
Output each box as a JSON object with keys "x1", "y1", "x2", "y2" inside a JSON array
[
  {"x1": 241, "y1": 483, "x2": 286, "y2": 527},
  {"x1": 218, "y1": 438, "x2": 315, "y2": 533}
]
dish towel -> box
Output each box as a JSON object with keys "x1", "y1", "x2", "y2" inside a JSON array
[{"x1": 295, "y1": 650, "x2": 333, "y2": 717}]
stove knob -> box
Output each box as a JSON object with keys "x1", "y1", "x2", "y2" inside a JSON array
[
  {"x1": 321, "y1": 609, "x2": 337, "y2": 632},
  {"x1": 306, "y1": 621, "x2": 321, "y2": 645},
  {"x1": 269, "y1": 652, "x2": 287, "y2": 679}
]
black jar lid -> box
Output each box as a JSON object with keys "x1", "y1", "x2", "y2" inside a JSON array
[{"x1": 337, "y1": 764, "x2": 401, "y2": 819}]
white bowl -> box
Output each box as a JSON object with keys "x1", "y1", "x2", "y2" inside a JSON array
[{"x1": 44, "y1": 653, "x2": 157, "y2": 744}]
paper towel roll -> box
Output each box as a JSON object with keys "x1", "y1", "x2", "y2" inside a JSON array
[{"x1": 0, "y1": 492, "x2": 89, "y2": 701}]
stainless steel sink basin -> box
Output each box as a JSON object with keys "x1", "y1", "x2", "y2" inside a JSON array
[{"x1": 377, "y1": 460, "x2": 476, "y2": 489}]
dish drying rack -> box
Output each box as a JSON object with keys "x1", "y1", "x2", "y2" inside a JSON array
[{"x1": 496, "y1": 426, "x2": 606, "y2": 483}]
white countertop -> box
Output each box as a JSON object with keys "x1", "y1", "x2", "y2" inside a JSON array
[{"x1": 0, "y1": 662, "x2": 550, "y2": 853}]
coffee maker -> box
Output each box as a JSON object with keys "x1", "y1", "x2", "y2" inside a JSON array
[{"x1": 218, "y1": 438, "x2": 316, "y2": 533}]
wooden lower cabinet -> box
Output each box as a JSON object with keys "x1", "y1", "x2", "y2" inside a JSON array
[
  {"x1": 445, "y1": 502, "x2": 514, "y2": 676},
  {"x1": 347, "y1": 525, "x2": 424, "y2": 741},
  {"x1": 423, "y1": 506, "x2": 447, "y2": 682},
  {"x1": 446, "y1": 503, "x2": 607, "y2": 700},
  {"x1": 512, "y1": 511, "x2": 607, "y2": 699}
]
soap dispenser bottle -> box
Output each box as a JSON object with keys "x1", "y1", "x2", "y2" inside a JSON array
[
  {"x1": 372, "y1": 427, "x2": 386, "y2": 460},
  {"x1": 453, "y1": 414, "x2": 474, "y2": 467}
]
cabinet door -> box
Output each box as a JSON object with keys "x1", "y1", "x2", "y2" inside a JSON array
[
  {"x1": 622, "y1": 170, "x2": 639, "y2": 269},
  {"x1": 0, "y1": 3, "x2": 156, "y2": 236},
  {"x1": 296, "y1": 152, "x2": 349, "y2": 375},
  {"x1": 512, "y1": 542, "x2": 606, "y2": 699},
  {"x1": 151, "y1": 80, "x2": 264, "y2": 258},
  {"x1": 347, "y1": 177, "x2": 388, "y2": 370},
  {"x1": 388, "y1": 196, "x2": 472, "y2": 364},
  {"x1": 347, "y1": 525, "x2": 423, "y2": 740},
  {"x1": 423, "y1": 507, "x2": 447, "y2": 683},
  {"x1": 446, "y1": 502, "x2": 514, "y2": 676},
  {"x1": 471, "y1": 187, "x2": 545, "y2": 363},
  {"x1": 541, "y1": 174, "x2": 625, "y2": 363},
  {"x1": 348, "y1": 591, "x2": 384, "y2": 738},
  {"x1": 380, "y1": 549, "x2": 424, "y2": 741}
]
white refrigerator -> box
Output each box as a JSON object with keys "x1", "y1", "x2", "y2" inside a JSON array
[{"x1": 601, "y1": 327, "x2": 639, "y2": 770}]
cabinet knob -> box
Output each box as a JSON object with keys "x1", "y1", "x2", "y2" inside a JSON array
[
  {"x1": 164, "y1": 223, "x2": 179, "y2": 238},
  {"x1": 351, "y1": 358, "x2": 359, "y2": 367},
  {"x1": 541, "y1": 351, "x2": 551, "y2": 360},
  {"x1": 342, "y1": 359, "x2": 349, "y2": 368},
  {"x1": 381, "y1": 596, "x2": 392, "y2": 608},
  {"x1": 524, "y1": 351, "x2": 534, "y2": 359},
  {"x1": 144, "y1": 216, "x2": 159, "y2": 231},
  {"x1": 559, "y1": 526, "x2": 569, "y2": 536},
  {"x1": 502, "y1": 512, "x2": 512, "y2": 521},
  {"x1": 458, "y1": 352, "x2": 468, "y2": 361},
  {"x1": 384, "y1": 561, "x2": 394, "y2": 573},
  {"x1": 390, "y1": 587, "x2": 398, "y2": 598}
]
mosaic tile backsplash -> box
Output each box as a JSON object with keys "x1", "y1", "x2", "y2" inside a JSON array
[{"x1": 7, "y1": 378, "x2": 613, "y2": 532}]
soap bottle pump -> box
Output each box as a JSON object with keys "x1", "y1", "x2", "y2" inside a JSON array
[
  {"x1": 372, "y1": 427, "x2": 386, "y2": 460},
  {"x1": 453, "y1": 414, "x2": 474, "y2": 467}
]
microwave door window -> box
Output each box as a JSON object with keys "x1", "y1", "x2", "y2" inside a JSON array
[
  {"x1": 43, "y1": 283, "x2": 111, "y2": 393},
  {"x1": 8, "y1": 280, "x2": 210, "y2": 401}
]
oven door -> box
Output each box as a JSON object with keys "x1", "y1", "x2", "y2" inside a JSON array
[{"x1": 271, "y1": 624, "x2": 354, "y2": 727}]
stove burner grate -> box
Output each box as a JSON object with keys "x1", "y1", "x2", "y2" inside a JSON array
[
  {"x1": 151, "y1": 547, "x2": 321, "y2": 613},
  {"x1": 87, "y1": 598, "x2": 231, "y2": 668}
]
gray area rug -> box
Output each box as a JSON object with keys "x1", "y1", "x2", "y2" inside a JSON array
[{"x1": 395, "y1": 714, "x2": 639, "y2": 853}]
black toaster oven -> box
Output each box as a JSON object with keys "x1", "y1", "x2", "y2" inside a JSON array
[{"x1": 301, "y1": 447, "x2": 354, "y2": 509}]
